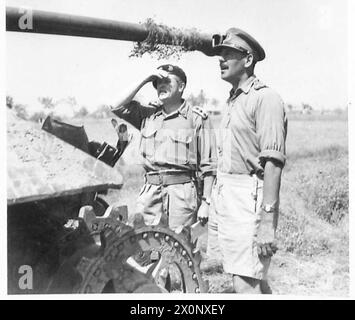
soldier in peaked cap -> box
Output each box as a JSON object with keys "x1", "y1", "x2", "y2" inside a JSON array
[
  {"x1": 207, "y1": 28, "x2": 288, "y2": 294},
  {"x1": 111, "y1": 64, "x2": 217, "y2": 234}
]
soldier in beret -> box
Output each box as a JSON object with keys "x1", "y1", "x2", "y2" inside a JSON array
[
  {"x1": 111, "y1": 64, "x2": 217, "y2": 233},
  {"x1": 208, "y1": 28, "x2": 288, "y2": 294}
]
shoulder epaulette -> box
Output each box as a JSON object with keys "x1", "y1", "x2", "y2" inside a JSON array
[
  {"x1": 192, "y1": 106, "x2": 208, "y2": 120},
  {"x1": 253, "y1": 79, "x2": 268, "y2": 90}
]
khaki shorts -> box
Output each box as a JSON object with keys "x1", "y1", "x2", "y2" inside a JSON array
[
  {"x1": 135, "y1": 181, "x2": 198, "y2": 231},
  {"x1": 207, "y1": 171, "x2": 270, "y2": 280}
]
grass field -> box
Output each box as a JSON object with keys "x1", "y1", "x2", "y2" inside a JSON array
[{"x1": 75, "y1": 114, "x2": 349, "y2": 296}]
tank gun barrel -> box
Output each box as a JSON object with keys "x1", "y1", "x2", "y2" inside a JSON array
[{"x1": 6, "y1": 6, "x2": 215, "y2": 56}]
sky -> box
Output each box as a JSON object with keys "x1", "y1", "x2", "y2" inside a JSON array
[{"x1": 5, "y1": 0, "x2": 350, "y2": 114}]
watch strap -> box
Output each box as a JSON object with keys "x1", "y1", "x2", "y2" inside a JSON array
[{"x1": 201, "y1": 196, "x2": 211, "y2": 206}]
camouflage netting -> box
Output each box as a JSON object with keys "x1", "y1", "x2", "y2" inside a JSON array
[{"x1": 130, "y1": 18, "x2": 204, "y2": 60}]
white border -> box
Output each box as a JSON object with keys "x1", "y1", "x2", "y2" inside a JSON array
[{"x1": 1, "y1": 0, "x2": 353, "y2": 300}]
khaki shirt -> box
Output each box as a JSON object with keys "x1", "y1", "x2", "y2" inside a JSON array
[
  {"x1": 112, "y1": 100, "x2": 217, "y2": 178},
  {"x1": 218, "y1": 75, "x2": 287, "y2": 176}
]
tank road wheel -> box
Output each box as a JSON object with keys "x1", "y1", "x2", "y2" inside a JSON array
[{"x1": 47, "y1": 206, "x2": 207, "y2": 294}]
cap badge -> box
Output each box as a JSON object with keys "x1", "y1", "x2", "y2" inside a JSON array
[{"x1": 224, "y1": 33, "x2": 233, "y2": 42}]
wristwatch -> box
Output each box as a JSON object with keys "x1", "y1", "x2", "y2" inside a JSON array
[
  {"x1": 261, "y1": 203, "x2": 277, "y2": 213},
  {"x1": 201, "y1": 196, "x2": 211, "y2": 206}
]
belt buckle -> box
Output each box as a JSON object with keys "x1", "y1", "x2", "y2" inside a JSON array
[{"x1": 158, "y1": 174, "x2": 164, "y2": 185}]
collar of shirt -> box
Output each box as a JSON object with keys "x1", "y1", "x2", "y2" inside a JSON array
[
  {"x1": 154, "y1": 99, "x2": 188, "y2": 120},
  {"x1": 229, "y1": 75, "x2": 257, "y2": 101}
]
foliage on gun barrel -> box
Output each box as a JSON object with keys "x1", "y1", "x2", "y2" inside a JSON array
[{"x1": 130, "y1": 18, "x2": 206, "y2": 60}]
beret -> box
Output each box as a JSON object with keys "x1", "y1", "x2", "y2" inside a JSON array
[
  {"x1": 212, "y1": 28, "x2": 265, "y2": 62},
  {"x1": 152, "y1": 64, "x2": 187, "y2": 89}
]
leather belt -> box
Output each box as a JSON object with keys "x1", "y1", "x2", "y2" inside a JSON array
[{"x1": 145, "y1": 171, "x2": 195, "y2": 186}]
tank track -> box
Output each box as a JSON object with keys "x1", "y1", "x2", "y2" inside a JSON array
[{"x1": 47, "y1": 203, "x2": 207, "y2": 293}]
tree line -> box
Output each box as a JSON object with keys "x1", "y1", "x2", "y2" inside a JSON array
[{"x1": 6, "y1": 90, "x2": 222, "y2": 122}]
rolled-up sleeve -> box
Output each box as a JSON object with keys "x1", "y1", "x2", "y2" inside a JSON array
[
  {"x1": 255, "y1": 90, "x2": 288, "y2": 167},
  {"x1": 197, "y1": 116, "x2": 218, "y2": 178},
  {"x1": 111, "y1": 101, "x2": 155, "y2": 130}
]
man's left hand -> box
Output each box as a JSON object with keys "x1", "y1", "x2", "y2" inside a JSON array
[
  {"x1": 197, "y1": 201, "x2": 210, "y2": 226},
  {"x1": 256, "y1": 208, "x2": 278, "y2": 258}
]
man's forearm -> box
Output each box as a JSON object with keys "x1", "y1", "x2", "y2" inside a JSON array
[
  {"x1": 202, "y1": 175, "x2": 215, "y2": 198},
  {"x1": 112, "y1": 78, "x2": 149, "y2": 110},
  {"x1": 263, "y1": 160, "x2": 282, "y2": 205},
  {"x1": 262, "y1": 159, "x2": 283, "y2": 230}
]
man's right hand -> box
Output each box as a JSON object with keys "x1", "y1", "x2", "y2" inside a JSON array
[
  {"x1": 145, "y1": 69, "x2": 170, "y2": 84},
  {"x1": 112, "y1": 69, "x2": 170, "y2": 111}
]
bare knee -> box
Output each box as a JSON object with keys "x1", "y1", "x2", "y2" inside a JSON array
[{"x1": 233, "y1": 275, "x2": 262, "y2": 294}]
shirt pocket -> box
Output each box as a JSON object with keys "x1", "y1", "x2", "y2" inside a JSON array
[
  {"x1": 167, "y1": 132, "x2": 193, "y2": 165},
  {"x1": 140, "y1": 126, "x2": 158, "y2": 159}
]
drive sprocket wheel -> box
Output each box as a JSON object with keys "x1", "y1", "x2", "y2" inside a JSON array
[{"x1": 47, "y1": 204, "x2": 207, "y2": 293}]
